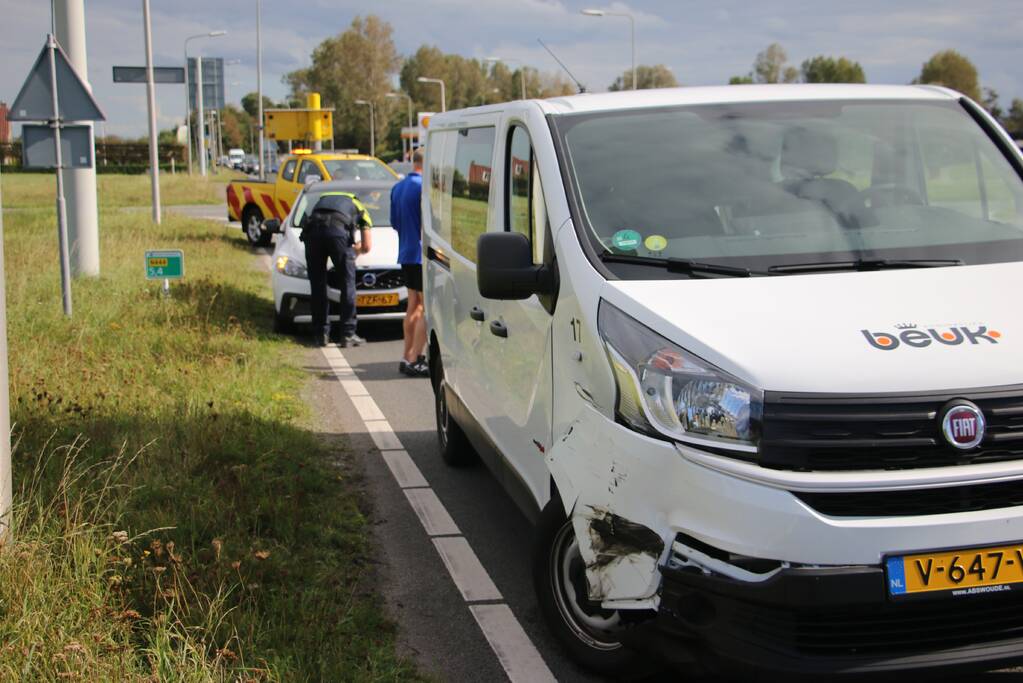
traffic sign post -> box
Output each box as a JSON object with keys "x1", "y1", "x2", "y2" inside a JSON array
[
  {"x1": 145, "y1": 249, "x2": 184, "y2": 297},
  {"x1": 9, "y1": 34, "x2": 105, "y2": 317}
]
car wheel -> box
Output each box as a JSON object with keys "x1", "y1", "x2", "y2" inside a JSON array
[
  {"x1": 434, "y1": 370, "x2": 476, "y2": 467},
  {"x1": 242, "y1": 206, "x2": 271, "y2": 247},
  {"x1": 533, "y1": 499, "x2": 640, "y2": 675},
  {"x1": 273, "y1": 308, "x2": 294, "y2": 334}
]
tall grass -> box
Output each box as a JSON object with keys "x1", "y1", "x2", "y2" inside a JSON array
[{"x1": 0, "y1": 203, "x2": 419, "y2": 680}]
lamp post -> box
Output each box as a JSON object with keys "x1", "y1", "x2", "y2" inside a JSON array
[
  {"x1": 386, "y1": 92, "x2": 413, "y2": 160},
  {"x1": 417, "y1": 76, "x2": 446, "y2": 112},
  {"x1": 485, "y1": 57, "x2": 527, "y2": 100},
  {"x1": 582, "y1": 8, "x2": 636, "y2": 90},
  {"x1": 183, "y1": 30, "x2": 226, "y2": 175},
  {"x1": 354, "y1": 99, "x2": 375, "y2": 156}
]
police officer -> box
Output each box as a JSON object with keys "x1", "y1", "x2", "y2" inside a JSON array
[{"x1": 302, "y1": 191, "x2": 372, "y2": 347}]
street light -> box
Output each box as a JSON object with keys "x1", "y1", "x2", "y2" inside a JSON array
[
  {"x1": 386, "y1": 92, "x2": 413, "y2": 160},
  {"x1": 581, "y1": 8, "x2": 636, "y2": 90},
  {"x1": 417, "y1": 76, "x2": 446, "y2": 113},
  {"x1": 485, "y1": 57, "x2": 527, "y2": 100},
  {"x1": 183, "y1": 30, "x2": 227, "y2": 175},
  {"x1": 354, "y1": 99, "x2": 375, "y2": 156}
]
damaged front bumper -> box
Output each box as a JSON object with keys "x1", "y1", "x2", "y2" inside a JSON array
[{"x1": 625, "y1": 538, "x2": 1023, "y2": 677}]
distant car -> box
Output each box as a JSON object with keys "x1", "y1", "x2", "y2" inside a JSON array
[
  {"x1": 228, "y1": 148, "x2": 246, "y2": 169},
  {"x1": 268, "y1": 178, "x2": 405, "y2": 332}
]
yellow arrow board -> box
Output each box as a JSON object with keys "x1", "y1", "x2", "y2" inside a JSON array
[{"x1": 264, "y1": 109, "x2": 333, "y2": 142}]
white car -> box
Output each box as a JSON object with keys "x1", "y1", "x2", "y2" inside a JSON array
[
  {"x1": 269, "y1": 179, "x2": 405, "y2": 333},
  {"x1": 423, "y1": 84, "x2": 1023, "y2": 677}
]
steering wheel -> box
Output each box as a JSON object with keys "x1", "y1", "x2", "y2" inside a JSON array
[{"x1": 861, "y1": 184, "x2": 925, "y2": 208}]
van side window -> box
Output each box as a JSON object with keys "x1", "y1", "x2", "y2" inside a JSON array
[
  {"x1": 506, "y1": 125, "x2": 548, "y2": 264},
  {"x1": 428, "y1": 131, "x2": 455, "y2": 244},
  {"x1": 451, "y1": 127, "x2": 496, "y2": 262},
  {"x1": 281, "y1": 159, "x2": 297, "y2": 182}
]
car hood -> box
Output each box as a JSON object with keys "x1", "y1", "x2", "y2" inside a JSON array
[
  {"x1": 278, "y1": 226, "x2": 399, "y2": 268},
  {"x1": 603, "y1": 261, "x2": 1023, "y2": 394}
]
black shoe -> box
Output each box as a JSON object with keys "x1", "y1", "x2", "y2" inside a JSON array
[
  {"x1": 316, "y1": 332, "x2": 330, "y2": 347},
  {"x1": 407, "y1": 358, "x2": 429, "y2": 377},
  {"x1": 399, "y1": 359, "x2": 411, "y2": 375},
  {"x1": 340, "y1": 333, "x2": 365, "y2": 348}
]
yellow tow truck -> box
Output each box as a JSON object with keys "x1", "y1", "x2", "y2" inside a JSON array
[{"x1": 227, "y1": 149, "x2": 398, "y2": 246}]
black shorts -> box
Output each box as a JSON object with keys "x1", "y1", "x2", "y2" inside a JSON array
[{"x1": 401, "y1": 263, "x2": 423, "y2": 291}]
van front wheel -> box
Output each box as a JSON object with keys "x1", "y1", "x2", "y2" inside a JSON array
[
  {"x1": 434, "y1": 380, "x2": 476, "y2": 467},
  {"x1": 533, "y1": 500, "x2": 639, "y2": 675}
]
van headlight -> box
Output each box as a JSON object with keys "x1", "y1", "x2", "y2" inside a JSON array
[
  {"x1": 598, "y1": 300, "x2": 761, "y2": 451},
  {"x1": 276, "y1": 255, "x2": 308, "y2": 279}
]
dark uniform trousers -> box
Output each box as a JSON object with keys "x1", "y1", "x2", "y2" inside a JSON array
[{"x1": 304, "y1": 228, "x2": 357, "y2": 339}]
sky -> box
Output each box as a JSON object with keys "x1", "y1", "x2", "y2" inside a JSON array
[{"x1": 2, "y1": 0, "x2": 1021, "y2": 138}]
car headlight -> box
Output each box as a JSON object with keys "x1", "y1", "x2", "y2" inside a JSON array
[
  {"x1": 598, "y1": 300, "x2": 761, "y2": 452},
  {"x1": 276, "y1": 255, "x2": 308, "y2": 279}
]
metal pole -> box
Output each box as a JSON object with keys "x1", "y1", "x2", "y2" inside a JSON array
[
  {"x1": 0, "y1": 147, "x2": 12, "y2": 542},
  {"x1": 54, "y1": 0, "x2": 99, "y2": 277},
  {"x1": 440, "y1": 81, "x2": 446, "y2": 112},
  {"x1": 256, "y1": 0, "x2": 265, "y2": 181},
  {"x1": 628, "y1": 14, "x2": 636, "y2": 90},
  {"x1": 184, "y1": 50, "x2": 192, "y2": 174},
  {"x1": 48, "y1": 34, "x2": 73, "y2": 317},
  {"x1": 196, "y1": 55, "x2": 207, "y2": 176},
  {"x1": 369, "y1": 102, "x2": 375, "y2": 157},
  {"x1": 142, "y1": 0, "x2": 161, "y2": 224},
  {"x1": 520, "y1": 68, "x2": 527, "y2": 100}
]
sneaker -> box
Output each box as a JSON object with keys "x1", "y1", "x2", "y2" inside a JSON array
[
  {"x1": 398, "y1": 359, "x2": 411, "y2": 375},
  {"x1": 407, "y1": 358, "x2": 429, "y2": 377},
  {"x1": 340, "y1": 333, "x2": 366, "y2": 348},
  {"x1": 316, "y1": 332, "x2": 330, "y2": 347}
]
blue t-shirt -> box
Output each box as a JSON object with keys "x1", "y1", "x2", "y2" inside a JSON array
[{"x1": 390, "y1": 172, "x2": 423, "y2": 265}]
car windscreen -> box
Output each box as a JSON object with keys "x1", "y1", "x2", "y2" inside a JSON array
[
  {"x1": 292, "y1": 187, "x2": 392, "y2": 228},
  {"x1": 321, "y1": 159, "x2": 396, "y2": 181},
  {"x1": 553, "y1": 99, "x2": 1023, "y2": 276}
]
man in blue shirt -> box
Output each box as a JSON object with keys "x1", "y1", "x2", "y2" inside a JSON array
[{"x1": 390, "y1": 148, "x2": 428, "y2": 377}]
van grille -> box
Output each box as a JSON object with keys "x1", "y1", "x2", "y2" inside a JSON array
[
  {"x1": 794, "y1": 478, "x2": 1023, "y2": 517},
  {"x1": 759, "y1": 386, "x2": 1023, "y2": 471}
]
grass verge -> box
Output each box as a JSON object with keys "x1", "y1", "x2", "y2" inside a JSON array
[
  {"x1": 0, "y1": 203, "x2": 419, "y2": 681},
  {"x1": 1, "y1": 172, "x2": 239, "y2": 209}
]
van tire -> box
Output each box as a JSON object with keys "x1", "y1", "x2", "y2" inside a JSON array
[
  {"x1": 434, "y1": 378, "x2": 476, "y2": 467},
  {"x1": 533, "y1": 500, "x2": 639, "y2": 675},
  {"x1": 242, "y1": 205, "x2": 271, "y2": 247}
]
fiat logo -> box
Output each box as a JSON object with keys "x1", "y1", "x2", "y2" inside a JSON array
[
  {"x1": 940, "y1": 401, "x2": 986, "y2": 450},
  {"x1": 361, "y1": 272, "x2": 377, "y2": 287}
]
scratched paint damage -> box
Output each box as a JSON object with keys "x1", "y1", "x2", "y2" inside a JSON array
[{"x1": 548, "y1": 406, "x2": 668, "y2": 603}]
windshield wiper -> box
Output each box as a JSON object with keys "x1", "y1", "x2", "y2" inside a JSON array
[
  {"x1": 600, "y1": 252, "x2": 757, "y2": 277},
  {"x1": 767, "y1": 258, "x2": 964, "y2": 274}
]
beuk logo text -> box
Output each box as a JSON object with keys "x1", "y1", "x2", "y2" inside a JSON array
[{"x1": 862, "y1": 323, "x2": 1003, "y2": 351}]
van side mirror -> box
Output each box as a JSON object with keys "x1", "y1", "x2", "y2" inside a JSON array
[
  {"x1": 303, "y1": 175, "x2": 322, "y2": 186},
  {"x1": 263, "y1": 218, "x2": 282, "y2": 234},
  {"x1": 477, "y1": 232, "x2": 555, "y2": 300}
]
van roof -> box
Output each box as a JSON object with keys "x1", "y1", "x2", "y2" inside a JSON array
[{"x1": 429, "y1": 84, "x2": 960, "y2": 124}]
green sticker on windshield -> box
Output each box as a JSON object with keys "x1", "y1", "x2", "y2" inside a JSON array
[
  {"x1": 611, "y1": 229, "x2": 642, "y2": 250},
  {"x1": 644, "y1": 235, "x2": 667, "y2": 252}
]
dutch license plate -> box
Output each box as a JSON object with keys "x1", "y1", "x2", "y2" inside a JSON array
[
  {"x1": 357, "y1": 292, "x2": 399, "y2": 307},
  {"x1": 887, "y1": 543, "x2": 1023, "y2": 598}
]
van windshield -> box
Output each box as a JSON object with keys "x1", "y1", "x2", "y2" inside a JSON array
[{"x1": 554, "y1": 100, "x2": 1023, "y2": 276}]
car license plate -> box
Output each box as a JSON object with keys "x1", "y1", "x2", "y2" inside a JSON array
[
  {"x1": 886, "y1": 543, "x2": 1023, "y2": 598},
  {"x1": 357, "y1": 292, "x2": 399, "y2": 307}
]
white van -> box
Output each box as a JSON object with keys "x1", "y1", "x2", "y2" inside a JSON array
[{"x1": 422, "y1": 84, "x2": 1023, "y2": 677}]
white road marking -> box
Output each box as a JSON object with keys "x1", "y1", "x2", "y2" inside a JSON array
[
  {"x1": 381, "y1": 449, "x2": 429, "y2": 489},
  {"x1": 433, "y1": 536, "x2": 502, "y2": 602},
  {"x1": 364, "y1": 419, "x2": 403, "y2": 451},
  {"x1": 350, "y1": 394, "x2": 385, "y2": 421},
  {"x1": 470, "y1": 604, "x2": 559, "y2": 683},
  {"x1": 404, "y1": 487, "x2": 461, "y2": 536},
  {"x1": 320, "y1": 347, "x2": 556, "y2": 682}
]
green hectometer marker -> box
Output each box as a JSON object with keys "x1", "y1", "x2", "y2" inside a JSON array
[{"x1": 145, "y1": 250, "x2": 184, "y2": 279}]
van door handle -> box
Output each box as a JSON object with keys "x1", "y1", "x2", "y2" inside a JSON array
[
  {"x1": 489, "y1": 320, "x2": 508, "y2": 338},
  {"x1": 469, "y1": 306, "x2": 485, "y2": 322}
]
